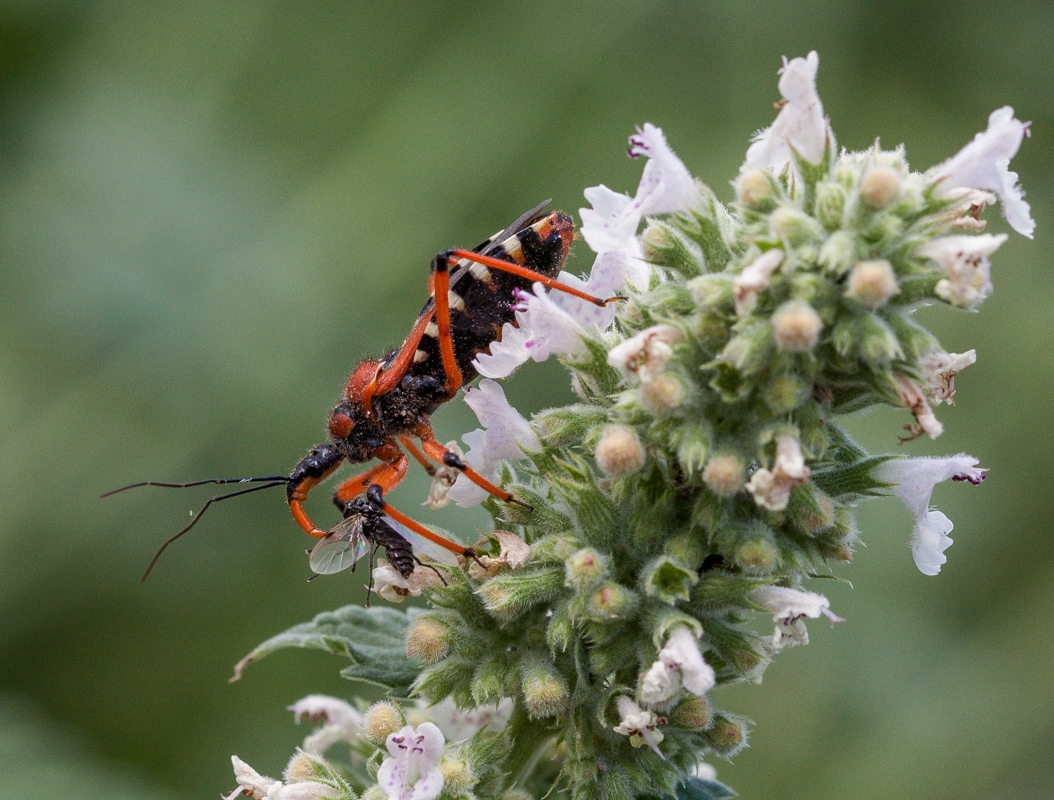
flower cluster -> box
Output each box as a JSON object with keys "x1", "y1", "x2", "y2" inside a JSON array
[{"x1": 230, "y1": 52, "x2": 1027, "y2": 800}]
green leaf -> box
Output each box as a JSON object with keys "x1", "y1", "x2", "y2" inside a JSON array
[
  {"x1": 231, "y1": 605, "x2": 420, "y2": 696},
  {"x1": 674, "y1": 776, "x2": 737, "y2": 799}
]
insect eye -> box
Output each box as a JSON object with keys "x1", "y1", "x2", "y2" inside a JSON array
[{"x1": 328, "y1": 412, "x2": 354, "y2": 439}]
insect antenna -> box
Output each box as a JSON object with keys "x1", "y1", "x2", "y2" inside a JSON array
[
  {"x1": 101, "y1": 476, "x2": 291, "y2": 582},
  {"x1": 100, "y1": 475, "x2": 290, "y2": 498}
]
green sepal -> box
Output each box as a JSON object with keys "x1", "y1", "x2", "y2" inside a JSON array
[
  {"x1": 810, "y1": 454, "x2": 898, "y2": 502},
  {"x1": 535, "y1": 403, "x2": 611, "y2": 448},
  {"x1": 641, "y1": 555, "x2": 698, "y2": 605}
]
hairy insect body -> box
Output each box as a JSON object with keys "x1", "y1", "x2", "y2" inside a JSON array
[{"x1": 325, "y1": 210, "x2": 573, "y2": 467}]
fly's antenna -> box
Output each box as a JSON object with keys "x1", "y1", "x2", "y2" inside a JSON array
[{"x1": 101, "y1": 475, "x2": 291, "y2": 582}]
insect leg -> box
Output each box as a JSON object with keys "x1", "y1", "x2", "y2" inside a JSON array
[
  {"x1": 431, "y1": 251, "x2": 465, "y2": 396},
  {"x1": 413, "y1": 418, "x2": 532, "y2": 510},
  {"x1": 369, "y1": 309, "x2": 437, "y2": 399},
  {"x1": 365, "y1": 483, "x2": 483, "y2": 566},
  {"x1": 331, "y1": 461, "x2": 396, "y2": 508},
  {"x1": 287, "y1": 443, "x2": 344, "y2": 538},
  {"x1": 397, "y1": 435, "x2": 438, "y2": 476},
  {"x1": 444, "y1": 248, "x2": 627, "y2": 307}
]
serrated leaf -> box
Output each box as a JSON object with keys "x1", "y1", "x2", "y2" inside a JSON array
[{"x1": 232, "y1": 605, "x2": 420, "y2": 695}]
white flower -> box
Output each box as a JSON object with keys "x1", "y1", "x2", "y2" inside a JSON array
[
  {"x1": 746, "y1": 51, "x2": 828, "y2": 171},
  {"x1": 288, "y1": 695, "x2": 362, "y2": 755},
  {"x1": 468, "y1": 530, "x2": 531, "y2": 579},
  {"x1": 607, "y1": 324, "x2": 684, "y2": 383},
  {"x1": 660, "y1": 625, "x2": 716, "y2": 696},
  {"x1": 613, "y1": 696, "x2": 665, "y2": 758},
  {"x1": 893, "y1": 372, "x2": 944, "y2": 440},
  {"x1": 225, "y1": 756, "x2": 336, "y2": 800},
  {"x1": 372, "y1": 563, "x2": 443, "y2": 603},
  {"x1": 919, "y1": 350, "x2": 976, "y2": 405},
  {"x1": 423, "y1": 441, "x2": 464, "y2": 510},
  {"x1": 733, "y1": 249, "x2": 784, "y2": 316},
  {"x1": 929, "y1": 106, "x2": 1034, "y2": 238},
  {"x1": 751, "y1": 586, "x2": 844, "y2": 652},
  {"x1": 745, "y1": 434, "x2": 810, "y2": 511},
  {"x1": 446, "y1": 380, "x2": 539, "y2": 508},
  {"x1": 917, "y1": 233, "x2": 1007, "y2": 309},
  {"x1": 376, "y1": 723, "x2": 445, "y2": 800},
  {"x1": 474, "y1": 249, "x2": 643, "y2": 380},
  {"x1": 579, "y1": 123, "x2": 700, "y2": 253},
  {"x1": 416, "y1": 697, "x2": 514, "y2": 742},
  {"x1": 640, "y1": 660, "x2": 679, "y2": 706},
  {"x1": 872, "y1": 455, "x2": 986, "y2": 575},
  {"x1": 690, "y1": 762, "x2": 718, "y2": 782}
]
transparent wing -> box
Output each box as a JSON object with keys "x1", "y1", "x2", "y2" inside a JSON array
[
  {"x1": 308, "y1": 515, "x2": 370, "y2": 575},
  {"x1": 384, "y1": 515, "x2": 460, "y2": 567}
]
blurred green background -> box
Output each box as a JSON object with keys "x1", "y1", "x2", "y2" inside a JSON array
[{"x1": 1, "y1": 1, "x2": 1051, "y2": 798}]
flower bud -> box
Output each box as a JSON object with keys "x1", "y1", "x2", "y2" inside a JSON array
[
  {"x1": 564, "y1": 547, "x2": 609, "y2": 590},
  {"x1": 363, "y1": 701, "x2": 403, "y2": 745},
  {"x1": 846, "y1": 259, "x2": 899, "y2": 308},
  {"x1": 818, "y1": 229, "x2": 856, "y2": 276},
  {"x1": 857, "y1": 313, "x2": 903, "y2": 363},
  {"x1": 814, "y1": 181, "x2": 845, "y2": 228},
  {"x1": 669, "y1": 696, "x2": 713, "y2": 730},
  {"x1": 703, "y1": 454, "x2": 745, "y2": 496},
  {"x1": 771, "y1": 300, "x2": 823, "y2": 352},
  {"x1": 860, "y1": 164, "x2": 902, "y2": 209},
  {"x1": 797, "y1": 491, "x2": 836, "y2": 534},
  {"x1": 734, "y1": 537, "x2": 780, "y2": 575},
  {"x1": 283, "y1": 752, "x2": 319, "y2": 783},
  {"x1": 520, "y1": 658, "x2": 569, "y2": 719},
  {"x1": 769, "y1": 206, "x2": 823, "y2": 245},
  {"x1": 735, "y1": 166, "x2": 775, "y2": 209},
  {"x1": 440, "y1": 758, "x2": 476, "y2": 796},
  {"x1": 587, "y1": 581, "x2": 637, "y2": 620},
  {"x1": 763, "y1": 373, "x2": 808, "y2": 413},
  {"x1": 595, "y1": 425, "x2": 646, "y2": 477},
  {"x1": 687, "y1": 273, "x2": 734, "y2": 310},
  {"x1": 664, "y1": 533, "x2": 705, "y2": 571},
  {"x1": 640, "y1": 373, "x2": 686, "y2": 414},
  {"x1": 705, "y1": 714, "x2": 748, "y2": 757},
  {"x1": 406, "y1": 617, "x2": 451, "y2": 664}
]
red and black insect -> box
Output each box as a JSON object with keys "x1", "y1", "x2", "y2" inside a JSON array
[{"x1": 105, "y1": 201, "x2": 621, "y2": 580}]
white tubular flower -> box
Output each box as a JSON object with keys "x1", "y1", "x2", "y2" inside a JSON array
[
  {"x1": 640, "y1": 660, "x2": 679, "y2": 706},
  {"x1": 613, "y1": 696, "x2": 665, "y2": 758},
  {"x1": 929, "y1": 106, "x2": 1034, "y2": 238},
  {"x1": 751, "y1": 586, "x2": 843, "y2": 653},
  {"x1": 226, "y1": 756, "x2": 336, "y2": 800},
  {"x1": 746, "y1": 51, "x2": 828, "y2": 171},
  {"x1": 376, "y1": 723, "x2": 445, "y2": 800},
  {"x1": 474, "y1": 247, "x2": 642, "y2": 379},
  {"x1": 733, "y1": 249, "x2": 784, "y2": 316},
  {"x1": 423, "y1": 441, "x2": 464, "y2": 510},
  {"x1": 473, "y1": 286, "x2": 586, "y2": 378},
  {"x1": 745, "y1": 434, "x2": 810, "y2": 511},
  {"x1": 920, "y1": 350, "x2": 977, "y2": 405},
  {"x1": 872, "y1": 455, "x2": 986, "y2": 575},
  {"x1": 419, "y1": 697, "x2": 514, "y2": 742},
  {"x1": 893, "y1": 373, "x2": 944, "y2": 440},
  {"x1": 579, "y1": 124, "x2": 699, "y2": 253},
  {"x1": 372, "y1": 564, "x2": 443, "y2": 603},
  {"x1": 446, "y1": 380, "x2": 539, "y2": 508},
  {"x1": 607, "y1": 324, "x2": 684, "y2": 383},
  {"x1": 288, "y1": 695, "x2": 362, "y2": 755},
  {"x1": 918, "y1": 233, "x2": 1007, "y2": 309},
  {"x1": 658, "y1": 626, "x2": 716, "y2": 697}
]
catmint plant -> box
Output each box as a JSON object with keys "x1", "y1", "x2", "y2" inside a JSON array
[{"x1": 224, "y1": 52, "x2": 1031, "y2": 800}]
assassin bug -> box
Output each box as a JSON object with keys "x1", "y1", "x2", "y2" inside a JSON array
[{"x1": 105, "y1": 201, "x2": 622, "y2": 581}]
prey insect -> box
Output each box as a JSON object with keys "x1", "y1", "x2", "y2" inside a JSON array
[{"x1": 105, "y1": 201, "x2": 623, "y2": 582}]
